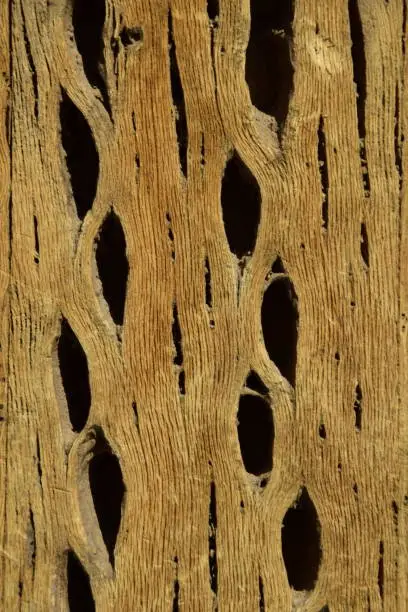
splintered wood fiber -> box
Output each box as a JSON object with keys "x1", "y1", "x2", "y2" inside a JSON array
[{"x1": 0, "y1": 0, "x2": 407, "y2": 610}]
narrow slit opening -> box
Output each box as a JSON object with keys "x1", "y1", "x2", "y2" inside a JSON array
[
  {"x1": 204, "y1": 257, "x2": 213, "y2": 309},
  {"x1": 132, "y1": 401, "x2": 139, "y2": 431},
  {"x1": 360, "y1": 222, "x2": 369, "y2": 268},
  {"x1": 57, "y1": 317, "x2": 91, "y2": 433},
  {"x1": 172, "y1": 304, "x2": 183, "y2": 367},
  {"x1": 36, "y1": 435, "x2": 43, "y2": 484},
  {"x1": 394, "y1": 83, "x2": 403, "y2": 187},
  {"x1": 95, "y1": 209, "x2": 129, "y2": 326},
  {"x1": 392, "y1": 501, "x2": 399, "y2": 534},
  {"x1": 378, "y1": 541, "x2": 384, "y2": 601},
  {"x1": 173, "y1": 556, "x2": 180, "y2": 612},
  {"x1": 5, "y1": 105, "x2": 11, "y2": 145},
  {"x1": 261, "y1": 277, "x2": 298, "y2": 386},
  {"x1": 33, "y1": 215, "x2": 39, "y2": 264},
  {"x1": 60, "y1": 89, "x2": 99, "y2": 221},
  {"x1": 348, "y1": 0, "x2": 371, "y2": 194},
  {"x1": 209, "y1": 472, "x2": 218, "y2": 596},
  {"x1": 172, "y1": 303, "x2": 186, "y2": 395},
  {"x1": 354, "y1": 383, "x2": 362, "y2": 431},
  {"x1": 349, "y1": 0, "x2": 366, "y2": 142},
  {"x1": 166, "y1": 213, "x2": 176, "y2": 261},
  {"x1": 318, "y1": 116, "x2": 329, "y2": 230},
  {"x1": 259, "y1": 575, "x2": 265, "y2": 611},
  {"x1": 28, "y1": 507, "x2": 36, "y2": 569},
  {"x1": 178, "y1": 370, "x2": 186, "y2": 396},
  {"x1": 168, "y1": 10, "x2": 188, "y2": 177},
  {"x1": 361, "y1": 156, "x2": 370, "y2": 194},
  {"x1": 200, "y1": 133, "x2": 206, "y2": 169}
]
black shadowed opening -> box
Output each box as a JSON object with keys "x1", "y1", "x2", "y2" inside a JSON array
[
  {"x1": 60, "y1": 90, "x2": 99, "y2": 220},
  {"x1": 72, "y1": 0, "x2": 110, "y2": 112},
  {"x1": 204, "y1": 257, "x2": 213, "y2": 309},
  {"x1": 245, "y1": 371, "x2": 269, "y2": 395},
  {"x1": 237, "y1": 394, "x2": 274, "y2": 475},
  {"x1": 271, "y1": 256, "x2": 285, "y2": 274},
  {"x1": 360, "y1": 223, "x2": 369, "y2": 267},
  {"x1": 282, "y1": 488, "x2": 322, "y2": 590},
  {"x1": 168, "y1": 10, "x2": 188, "y2": 177},
  {"x1": 95, "y1": 210, "x2": 129, "y2": 325},
  {"x1": 207, "y1": 0, "x2": 219, "y2": 21},
  {"x1": 262, "y1": 277, "x2": 298, "y2": 386},
  {"x1": 89, "y1": 440, "x2": 125, "y2": 566},
  {"x1": 318, "y1": 116, "x2": 329, "y2": 230},
  {"x1": 58, "y1": 317, "x2": 91, "y2": 433},
  {"x1": 378, "y1": 541, "x2": 384, "y2": 600},
  {"x1": 172, "y1": 556, "x2": 180, "y2": 611},
  {"x1": 209, "y1": 477, "x2": 218, "y2": 594},
  {"x1": 246, "y1": 0, "x2": 294, "y2": 138},
  {"x1": 172, "y1": 304, "x2": 183, "y2": 367},
  {"x1": 259, "y1": 575, "x2": 265, "y2": 611},
  {"x1": 120, "y1": 26, "x2": 143, "y2": 47},
  {"x1": 67, "y1": 550, "x2": 95, "y2": 612},
  {"x1": 354, "y1": 383, "x2": 362, "y2": 430},
  {"x1": 348, "y1": 0, "x2": 366, "y2": 140},
  {"x1": 348, "y1": 0, "x2": 371, "y2": 194},
  {"x1": 33, "y1": 215, "x2": 39, "y2": 264},
  {"x1": 221, "y1": 152, "x2": 261, "y2": 259}
]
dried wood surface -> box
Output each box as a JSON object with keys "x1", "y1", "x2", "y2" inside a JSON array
[{"x1": 0, "y1": 0, "x2": 407, "y2": 610}]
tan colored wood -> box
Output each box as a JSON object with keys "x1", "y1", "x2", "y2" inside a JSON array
[{"x1": 0, "y1": 0, "x2": 407, "y2": 610}]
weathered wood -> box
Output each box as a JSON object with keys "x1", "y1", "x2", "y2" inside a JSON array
[{"x1": 0, "y1": 0, "x2": 407, "y2": 610}]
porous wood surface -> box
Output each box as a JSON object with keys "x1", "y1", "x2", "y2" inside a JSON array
[{"x1": 0, "y1": 1, "x2": 407, "y2": 610}]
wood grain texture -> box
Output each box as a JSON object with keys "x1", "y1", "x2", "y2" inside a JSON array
[{"x1": 0, "y1": 0, "x2": 407, "y2": 610}]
